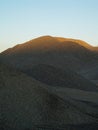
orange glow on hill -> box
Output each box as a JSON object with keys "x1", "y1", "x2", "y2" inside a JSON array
[
  {"x1": 55, "y1": 37, "x2": 93, "y2": 50},
  {"x1": 2, "y1": 36, "x2": 97, "y2": 55}
]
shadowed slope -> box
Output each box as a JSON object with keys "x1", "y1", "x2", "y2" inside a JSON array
[
  {"x1": 0, "y1": 63, "x2": 98, "y2": 130},
  {"x1": 23, "y1": 64, "x2": 98, "y2": 92}
]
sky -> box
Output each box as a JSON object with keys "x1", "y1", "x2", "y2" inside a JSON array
[{"x1": 0, "y1": 0, "x2": 98, "y2": 52}]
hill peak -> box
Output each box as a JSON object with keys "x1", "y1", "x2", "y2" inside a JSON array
[{"x1": 1, "y1": 35, "x2": 96, "y2": 55}]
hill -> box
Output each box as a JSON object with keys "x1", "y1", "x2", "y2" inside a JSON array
[{"x1": 0, "y1": 36, "x2": 98, "y2": 83}]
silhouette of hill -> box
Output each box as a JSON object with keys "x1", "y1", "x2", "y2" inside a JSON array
[{"x1": 0, "y1": 63, "x2": 98, "y2": 130}]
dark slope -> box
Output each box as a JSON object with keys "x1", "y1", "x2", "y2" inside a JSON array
[
  {"x1": 0, "y1": 63, "x2": 98, "y2": 130},
  {"x1": 23, "y1": 64, "x2": 98, "y2": 92}
]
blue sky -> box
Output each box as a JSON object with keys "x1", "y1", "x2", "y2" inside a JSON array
[{"x1": 0, "y1": 0, "x2": 98, "y2": 52}]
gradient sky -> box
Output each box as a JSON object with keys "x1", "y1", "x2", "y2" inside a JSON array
[{"x1": 0, "y1": 0, "x2": 98, "y2": 52}]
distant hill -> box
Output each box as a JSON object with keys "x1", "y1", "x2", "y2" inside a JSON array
[
  {"x1": 0, "y1": 63, "x2": 98, "y2": 130},
  {"x1": 0, "y1": 36, "x2": 98, "y2": 84}
]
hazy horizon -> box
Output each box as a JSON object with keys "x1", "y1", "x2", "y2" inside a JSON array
[{"x1": 0, "y1": 0, "x2": 98, "y2": 52}]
